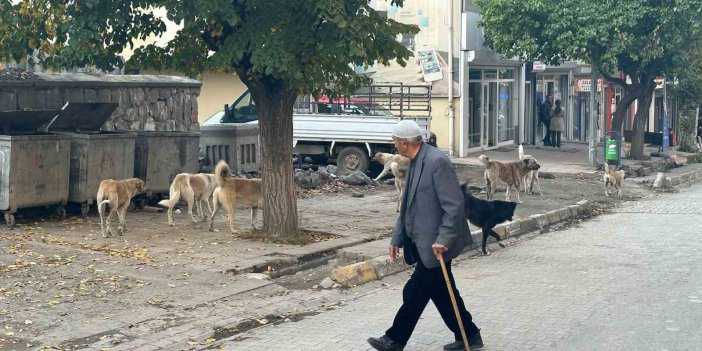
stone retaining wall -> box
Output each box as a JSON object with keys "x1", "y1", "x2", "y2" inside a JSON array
[{"x1": 0, "y1": 72, "x2": 201, "y2": 132}]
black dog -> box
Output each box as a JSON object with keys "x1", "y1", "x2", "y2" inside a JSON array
[{"x1": 461, "y1": 183, "x2": 518, "y2": 255}]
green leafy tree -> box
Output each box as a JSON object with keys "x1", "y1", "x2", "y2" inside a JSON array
[
  {"x1": 476, "y1": 0, "x2": 702, "y2": 158},
  {"x1": 0, "y1": 0, "x2": 416, "y2": 236}
]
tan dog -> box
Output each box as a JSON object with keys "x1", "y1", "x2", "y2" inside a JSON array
[
  {"x1": 478, "y1": 155, "x2": 541, "y2": 203},
  {"x1": 96, "y1": 178, "x2": 146, "y2": 237},
  {"x1": 208, "y1": 160, "x2": 263, "y2": 233},
  {"x1": 603, "y1": 163, "x2": 625, "y2": 197},
  {"x1": 518, "y1": 145, "x2": 542, "y2": 196},
  {"x1": 158, "y1": 173, "x2": 217, "y2": 226},
  {"x1": 372, "y1": 152, "x2": 410, "y2": 212}
]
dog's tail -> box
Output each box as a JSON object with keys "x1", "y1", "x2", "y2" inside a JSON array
[
  {"x1": 604, "y1": 162, "x2": 610, "y2": 173},
  {"x1": 214, "y1": 160, "x2": 231, "y2": 187},
  {"x1": 478, "y1": 155, "x2": 492, "y2": 168},
  {"x1": 518, "y1": 145, "x2": 526, "y2": 161},
  {"x1": 158, "y1": 174, "x2": 188, "y2": 208},
  {"x1": 98, "y1": 199, "x2": 111, "y2": 214}
]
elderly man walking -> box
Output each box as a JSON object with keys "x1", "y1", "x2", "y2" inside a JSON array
[{"x1": 367, "y1": 120, "x2": 484, "y2": 351}]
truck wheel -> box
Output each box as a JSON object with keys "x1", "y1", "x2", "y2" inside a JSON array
[{"x1": 337, "y1": 146, "x2": 369, "y2": 174}]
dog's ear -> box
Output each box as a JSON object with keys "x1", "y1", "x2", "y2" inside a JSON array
[{"x1": 460, "y1": 182, "x2": 468, "y2": 193}]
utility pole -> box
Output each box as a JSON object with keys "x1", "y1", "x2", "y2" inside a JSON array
[
  {"x1": 662, "y1": 75, "x2": 669, "y2": 152},
  {"x1": 588, "y1": 69, "x2": 598, "y2": 166}
]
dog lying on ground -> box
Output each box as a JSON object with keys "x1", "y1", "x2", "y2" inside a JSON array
[
  {"x1": 603, "y1": 163, "x2": 625, "y2": 197},
  {"x1": 518, "y1": 145, "x2": 542, "y2": 196},
  {"x1": 372, "y1": 152, "x2": 410, "y2": 212},
  {"x1": 478, "y1": 154, "x2": 541, "y2": 203},
  {"x1": 461, "y1": 183, "x2": 518, "y2": 255},
  {"x1": 208, "y1": 160, "x2": 263, "y2": 233},
  {"x1": 97, "y1": 178, "x2": 146, "y2": 237},
  {"x1": 158, "y1": 173, "x2": 217, "y2": 226}
]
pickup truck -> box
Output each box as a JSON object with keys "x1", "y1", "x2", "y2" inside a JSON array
[{"x1": 199, "y1": 83, "x2": 432, "y2": 174}]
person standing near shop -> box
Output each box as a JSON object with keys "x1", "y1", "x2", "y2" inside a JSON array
[
  {"x1": 550, "y1": 99, "x2": 565, "y2": 148},
  {"x1": 367, "y1": 120, "x2": 483, "y2": 351},
  {"x1": 539, "y1": 95, "x2": 553, "y2": 146}
]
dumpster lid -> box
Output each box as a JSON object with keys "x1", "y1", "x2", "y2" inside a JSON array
[
  {"x1": 49, "y1": 102, "x2": 118, "y2": 132},
  {"x1": 0, "y1": 109, "x2": 62, "y2": 134}
]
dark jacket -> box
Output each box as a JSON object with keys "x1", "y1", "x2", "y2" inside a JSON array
[
  {"x1": 391, "y1": 143, "x2": 472, "y2": 269},
  {"x1": 539, "y1": 101, "x2": 552, "y2": 124}
]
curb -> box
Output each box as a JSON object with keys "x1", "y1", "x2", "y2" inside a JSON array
[
  {"x1": 664, "y1": 166, "x2": 702, "y2": 187},
  {"x1": 330, "y1": 199, "x2": 597, "y2": 287},
  {"x1": 331, "y1": 164, "x2": 702, "y2": 287}
]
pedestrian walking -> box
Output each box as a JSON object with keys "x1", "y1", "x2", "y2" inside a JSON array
[
  {"x1": 367, "y1": 120, "x2": 484, "y2": 351},
  {"x1": 540, "y1": 95, "x2": 553, "y2": 146},
  {"x1": 550, "y1": 99, "x2": 565, "y2": 148}
]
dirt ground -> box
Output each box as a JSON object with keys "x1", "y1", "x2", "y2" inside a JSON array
[{"x1": 0, "y1": 165, "x2": 653, "y2": 349}]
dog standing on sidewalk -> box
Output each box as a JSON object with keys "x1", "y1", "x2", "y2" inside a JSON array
[
  {"x1": 158, "y1": 173, "x2": 217, "y2": 226},
  {"x1": 208, "y1": 160, "x2": 263, "y2": 233},
  {"x1": 603, "y1": 163, "x2": 625, "y2": 197},
  {"x1": 461, "y1": 183, "x2": 517, "y2": 255},
  {"x1": 97, "y1": 178, "x2": 146, "y2": 237},
  {"x1": 372, "y1": 152, "x2": 410, "y2": 212},
  {"x1": 518, "y1": 145, "x2": 542, "y2": 196}
]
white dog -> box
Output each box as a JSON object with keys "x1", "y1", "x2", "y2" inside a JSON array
[
  {"x1": 518, "y1": 145, "x2": 542, "y2": 196},
  {"x1": 372, "y1": 152, "x2": 410, "y2": 212}
]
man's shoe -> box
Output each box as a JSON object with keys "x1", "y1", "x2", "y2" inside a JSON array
[
  {"x1": 368, "y1": 335, "x2": 405, "y2": 351},
  {"x1": 443, "y1": 330, "x2": 484, "y2": 350}
]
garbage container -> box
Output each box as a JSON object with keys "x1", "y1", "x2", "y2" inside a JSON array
[
  {"x1": 605, "y1": 138, "x2": 618, "y2": 161},
  {"x1": 48, "y1": 102, "x2": 136, "y2": 216},
  {"x1": 199, "y1": 123, "x2": 260, "y2": 173},
  {"x1": 604, "y1": 131, "x2": 622, "y2": 168},
  {"x1": 134, "y1": 131, "x2": 200, "y2": 200},
  {"x1": 0, "y1": 109, "x2": 71, "y2": 226}
]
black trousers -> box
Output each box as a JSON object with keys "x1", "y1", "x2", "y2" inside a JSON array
[
  {"x1": 551, "y1": 131, "x2": 562, "y2": 147},
  {"x1": 385, "y1": 245, "x2": 480, "y2": 345},
  {"x1": 541, "y1": 120, "x2": 552, "y2": 144}
]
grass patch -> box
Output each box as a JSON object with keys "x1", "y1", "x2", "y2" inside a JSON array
[{"x1": 234, "y1": 229, "x2": 340, "y2": 245}]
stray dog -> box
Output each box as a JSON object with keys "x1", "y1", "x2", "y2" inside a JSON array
[
  {"x1": 372, "y1": 152, "x2": 410, "y2": 212},
  {"x1": 518, "y1": 145, "x2": 542, "y2": 195},
  {"x1": 208, "y1": 160, "x2": 263, "y2": 233},
  {"x1": 603, "y1": 163, "x2": 625, "y2": 197},
  {"x1": 478, "y1": 154, "x2": 541, "y2": 203},
  {"x1": 158, "y1": 173, "x2": 217, "y2": 225},
  {"x1": 97, "y1": 178, "x2": 146, "y2": 237},
  {"x1": 461, "y1": 183, "x2": 517, "y2": 255}
]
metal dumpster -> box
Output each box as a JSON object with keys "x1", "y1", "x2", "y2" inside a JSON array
[
  {"x1": 134, "y1": 131, "x2": 200, "y2": 199},
  {"x1": 48, "y1": 102, "x2": 137, "y2": 216},
  {"x1": 199, "y1": 123, "x2": 260, "y2": 173},
  {"x1": 0, "y1": 109, "x2": 71, "y2": 226}
]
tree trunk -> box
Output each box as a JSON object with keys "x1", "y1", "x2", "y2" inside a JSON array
[
  {"x1": 249, "y1": 81, "x2": 299, "y2": 236},
  {"x1": 630, "y1": 92, "x2": 654, "y2": 159},
  {"x1": 610, "y1": 90, "x2": 637, "y2": 133}
]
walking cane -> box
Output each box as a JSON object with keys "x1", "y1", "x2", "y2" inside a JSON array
[{"x1": 437, "y1": 254, "x2": 471, "y2": 351}]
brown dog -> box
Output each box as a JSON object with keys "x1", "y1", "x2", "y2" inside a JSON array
[
  {"x1": 478, "y1": 155, "x2": 541, "y2": 203},
  {"x1": 518, "y1": 145, "x2": 542, "y2": 196},
  {"x1": 208, "y1": 160, "x2": 263, "y2": 233},
  {"x1": 97, "y1": 178, "x2": 146, "y2": 237},
  {"x1": 603, "y1": 163, "x2": 625, "y2": 197},
  {"x1": 159, "y1": 173, "x2": 217, "y2": 226},
  {"x1": 372, "y1": 152, "x2": 410, "y2": 212}
]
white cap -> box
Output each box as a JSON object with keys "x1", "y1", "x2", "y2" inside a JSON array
[{"x1": 392, "y1": 120, "x2": 422, "y2": 139}]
